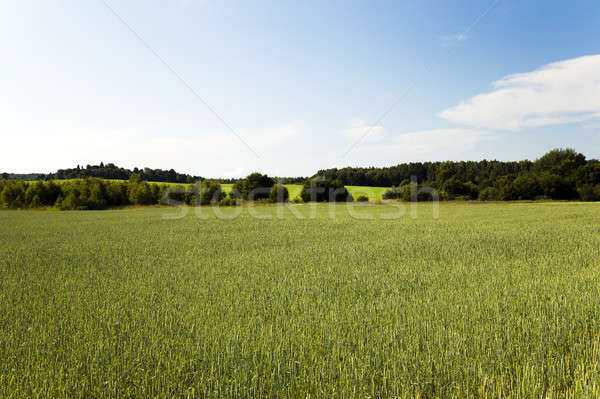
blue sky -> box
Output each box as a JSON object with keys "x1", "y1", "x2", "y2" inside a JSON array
[{"x1": 1, "y1": 0, "x2": 599, "y2": 177}]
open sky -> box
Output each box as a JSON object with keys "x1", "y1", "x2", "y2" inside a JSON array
[{"x1": 1, "y1": 0, "x2": 599, "y2": 177}]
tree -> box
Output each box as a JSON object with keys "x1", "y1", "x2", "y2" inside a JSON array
[
  {"x1": 0, "y1": 181, "x2": 26, "y2": 208},
  {"x1": 87, "y1": 179, "x2": 108, "y2": 209},
  {"x1": 538, "y1": 174, "x2": 578, "y2": 200},
  {"x1": 300, "y1": 177, "x2": 352, "y2": 202},
  {"x1": 382, "y1": 186, "x2": 404, "y2": 200},
  {"x1": 128, "y1": 182, "x2": 154, "y2": 205},
  {"x1": 533, "y1": 148, "x2": 585, "y2": 174},
  {"x1": 197, "y1": 180, "x2": 225, "y2": 205},
  {"x1": 233, "y1": 173, "x2": 275, "y2": 200},
  {"x1": 129, "y1": 173, "x2": 142, "y2": 184},
  {"x1": 579, "y1": 184, "x2": 600, "y2": 201},
  {"x1": 60, "y1": 190, "x2": 82, "y2": 210},
  {"x1": 269, "y1": 184, "x2": 289, "y2": 203},
  {"x1": 478, "y1": 187, "x2": 499, "y2": 201},
  {"x1": 441, "y1": 177, "x2": 473, "y2": 199},
  {"x1": 219, "y1": 194, "x2": 238, "y2": 206},
  {"x1": 510, "y1": 174, "x2": 542, "y2": 200}
]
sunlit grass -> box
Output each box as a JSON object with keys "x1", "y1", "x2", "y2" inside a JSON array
[{"x1": 1, "y1": 202, "x2": 599, "y2": 397}]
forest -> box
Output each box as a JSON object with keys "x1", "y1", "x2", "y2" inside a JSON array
[
  {"x1": 318, "y1": 149, "x2": 600, "y2": 201},
  {"x1": 1, "y1": 163, "x2": 200, "y2": 183},
  {"x1": 2, "y1": 149, "x2": 600, "y2": 209}
]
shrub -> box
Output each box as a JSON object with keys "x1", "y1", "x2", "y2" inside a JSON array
[
  {"x1": 269, "y1": 184, "x2": 289, "y2": 203},
  {"x1": 291, "y1": 195, "x2": 303, "y2": 204},
  {"x1": 355, "y1": 194, "x2": 369, "y2": 202},
  {"x1": 382, "y1": 186, "x2": 404, "y2": 200},
  {"x1": 219, "y1": 195, "x2": 238, "y2": 207}
]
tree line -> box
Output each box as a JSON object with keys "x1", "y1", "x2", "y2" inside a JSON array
[
  {"x1": 0, "y1": 175, "x2": 233, "y2": 210},
  {"x1": 1, "y1": 163, "x2": 200, "y2": 184},
  {"x1": 2, "y1": 149, "x2": 600, "y2": 208},
  {"x1": 1, "y1": 163, "x2": 308, "y2": 185},
  {"x1": 319, "y1": 149, "x2": 600, "y2": 201},
  {"x1": 0, "y1": 172, "x2": 356, "y2": 210}
]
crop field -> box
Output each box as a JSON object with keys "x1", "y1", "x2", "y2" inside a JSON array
[{"x1": 1, "y1": 202, "x2": 600, "y2": 397}]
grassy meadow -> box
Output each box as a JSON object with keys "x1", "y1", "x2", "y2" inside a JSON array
[{"x1": 1, "y1": 202, "x2": 600, "y2": 397}]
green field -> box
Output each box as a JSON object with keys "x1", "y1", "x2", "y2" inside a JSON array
[{"x1": 1, "y1": 203, "x2": 600, "y2": 397}]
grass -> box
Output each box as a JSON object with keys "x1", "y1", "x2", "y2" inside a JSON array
[
  {"x1": 345, "y1": 185, "x2": 389, "y2": 200},
  {"x1": 1, "y1": 202, "x2": 600, "y2": 397}
]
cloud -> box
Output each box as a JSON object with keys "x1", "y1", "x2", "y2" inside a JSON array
[
  {"x1": 439, "y1": 54, "x2": 600, "y2": 131},
  {"x1": 343, "y1": 119, "x2": 386, "y2": 143}
]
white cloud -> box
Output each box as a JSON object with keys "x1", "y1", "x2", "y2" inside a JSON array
[
  {"x1": 343, "y1": 119, "x2": 386, "y2": 143},
  {"x1": 439, "y1": 54, "x2": 600, "y2": 131}
]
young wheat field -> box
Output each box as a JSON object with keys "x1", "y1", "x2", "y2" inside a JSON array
[{"x1": 1, "y1": 202, "x2": 600, "y2": 398}]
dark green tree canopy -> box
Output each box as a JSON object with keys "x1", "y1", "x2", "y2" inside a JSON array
[
  {"x1": 233, "y1": 173, "x2": 275, "y2": 200},
  {"x1": 269, "y1": 184, "x2": 289, "y2": 203},
  {"x1": 300, "y1": 177, "x2": 353, "y2": 202}
]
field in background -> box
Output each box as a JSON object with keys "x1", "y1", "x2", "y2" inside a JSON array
[
  {"x1": 345, "y1": 185, "x2": 389, "y2": 200},
  {"x1": 2, "y1": 203, "x2": 600, "y2": 397}
]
